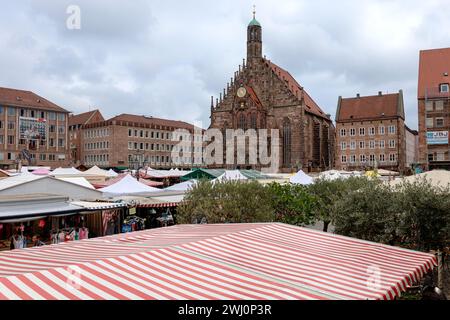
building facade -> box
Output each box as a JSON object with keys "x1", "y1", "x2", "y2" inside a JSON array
[
  {"x1": 208, "y1": 14, "x2": 334, "y2": 173},
  {"x1": 405, "y1": 126, "x2": 419, "y2": 170},
  {"x1": 68, "y1": 109, "x2": 104, "y2": 166},
  {"x1": 335, "y1": 91, "x2": 414, "y2": 173},
  {"x1": 418, "y1": 48, "x2": 450, "y2": 170},
  {"x1": 0, "y1": 87, "x2": 70, "y2": 169},
  {"x1": 79, "y1": 113, "x2": 202, "y2": 170}
]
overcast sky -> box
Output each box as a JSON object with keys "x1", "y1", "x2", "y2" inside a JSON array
[{"x1": 1, "y1": 0, "x2": 449, "y2": 130}]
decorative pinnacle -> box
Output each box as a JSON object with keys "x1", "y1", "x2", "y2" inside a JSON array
[{"x1": 253, "y1": 5, "x2": 256, "y2": 19}]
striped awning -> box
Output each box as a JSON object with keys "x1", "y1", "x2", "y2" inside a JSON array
[
  {"x1": 0, "y1": 223, "x2": 436, "y2": 300},
  {"x1": 71, "y1": 201, "x2": 127, "y2": 211},
  {"x1": 137, "y1": 202, "x2": 179, "y2": 208}
]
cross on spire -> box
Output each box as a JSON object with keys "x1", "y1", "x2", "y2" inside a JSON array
[{"x1": 253, "y1": 5, "x2": 256, "y2": 19}]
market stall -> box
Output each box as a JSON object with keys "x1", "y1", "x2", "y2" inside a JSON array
[{"x1": 0, "y1": 223, "x2": 437, "y2": 300}]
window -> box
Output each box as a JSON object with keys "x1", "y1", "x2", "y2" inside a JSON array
[
  {"x1": 425, "y1": 101, "x2": 433, "y2": 112},
  {"x1": 49, "y1": 154, "x2": 56, "y2": 161},
  {"x1": 379, "y1": 126, "x2": 385, "y2": 135},
  {"x1": 20, "y1": 109, "x2": 26, "y2": 117},
  {"x1": 341, "y1": 142, "x2": 347, "y2": 151},
  {"x1": 388, "y1": 125, "x2": 396, "y2": 134},
  {"x1": 0, "y1": 135, "x2": 3, "y2": 144},
  {"x1": 0, "y1": 152, "x2": 3, "y2": 160},
  {"x1": 57, "y1": 113, "x2": 65, "y2": 121},
  {"x1": 49, "y1": 138, "x2": 55, "y2": 147},
  {"x1": 360, "y1": 154, "x2": 366, "y2": 163},
  {"x1": 359, "y1": 141, "x2": 365, "y2": 149},
  {"x1": 151, "y1": 131, "x2": 154, "y2": 138},
  {"x1": 369, "y1": 154, "x2": 376, "y2": 163},
  {"x1": 0, "y1": 106, "x2": 2, "y2": 114},
  {"x1": 440, "y1": 83, "x2": 449, "y2": 93},
  {"x1": 8, "y1": 107, "x2": 16, "y2": 116},
  {"x1": 7, "y1": 152, "x2": 15, "y2": 160},
  {"x1": 379, "y1": 140, "x2": 385, "y2": 149},
  {"x1": 340, "y1": 129, "x2": 346, "y2": 137},
  {"x1": 134, "y1": 130, "x2": 138, "y2": 137},
  {"x1": 145, "y1": 131, "x2": 149, "y2": 138},
  {"x1": 128, "y1": 129, "x2": 132, "y2": 137},
  {"x1": 436, "y1": 152, "x2": 445, "y2": 161},
  {"x1": 49, "y1": 125, "x2": 56, "y2": 133},
  {"x1": 7, "y1": 122, "x2": 14, "y2": 130},
  {"x1": 282, "y1": 119, "x2": 292, "y2": 166},
  {"x1": 435, "y1": 101, "x2": 444, "y2": 111},
  {"x1": 349, "y1": 128, "x2": 356, "y2": 136},
  {"x1": 140, "y1": 130, "x2": 143, "y2": 138},
  {"x1": 350, "y1": 155, "x2": 356, "y2": 163},
  {"x1": 58, "y1": 139, "x2": 65, "y2": 147},
  {"x1": 156, "y1": 132, "x2": 160, "y2": 139},
  {"x1": 359, "y1": 127, "x2": 365, "y2": 136},
  {"x1": 389, "y1": 154, "x2": 396, "y2": 162},
  {"x1": 379, "y1": 154, "x2": 385, "y2": 162},
  {"x1": 369, "y1": 141, "x2": 375, "y2": 149},
  {"x1": 369, "y1": 127, "x2": 375, "y2": 136},
  {"x1": 7, "y1": 135, "x2": 14, "y2": 145},
  {"x1": 350, "y1": 141, "x2": 356, "y2": 150},
  {"x1": 58, "y1": 126, "x2": 65, "y2": 134},
  {"x1": 30, "y1": 110, "x2": 36, "y2": 118},
  {"x1": 389, "y1": 140, "x2": 396, "y2": 148},
  {"x1": 341, "y1": 155, "x2": 347, "y2": 163},
  {"x1": 436, "y1": 118, "x2": 444, "y2": 127},
  {"x1": 426, "y1": 118, "x2": 434, "y2": 128},
  {"x1": 48, "y1": 112, "x2": 56, "y2": 120},
  {"x1": 39, "y1": 154, "x2": 46, "y2": 161}
]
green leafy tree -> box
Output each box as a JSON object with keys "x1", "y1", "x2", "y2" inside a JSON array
[
  {"x1": 267, "y1": 183, "x2": 316, "y2": 226},
  {"x1": 177, "y1": 180, "x2": 274, "y2": 224},
  {"x1": 308, "y1": 177, "x2": 374, "y2": 232}
]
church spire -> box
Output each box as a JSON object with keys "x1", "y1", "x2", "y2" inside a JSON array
[{"x1": 247, "y1": 7, "x2": 262, "y2": 64}]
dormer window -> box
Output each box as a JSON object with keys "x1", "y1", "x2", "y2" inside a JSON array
[{"x1": 440, "y1": 83, "x2": 449, "y2": 93}]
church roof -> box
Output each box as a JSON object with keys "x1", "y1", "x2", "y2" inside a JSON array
[
  {"x1": 265, "y1": 60, "x2": 329, "y2": 120},
  {"x1": 248, "y1": 18, "x2": 261, "y2": 27},
  {"x1": 245, "y1": 85, "x2": 263, "y2": 108}
]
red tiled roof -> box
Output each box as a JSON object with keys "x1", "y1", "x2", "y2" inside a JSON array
[
  {"x1": 418, "y1": 47, "x2": 450, "y2": 99},
  {"x1": 245, "y1": 85, "x2": 263, "y2": 108},
  {"x1": 265, "y1": 60, "x2": 329, "y2": 120},
  {"x1": 0, "y1": 87, "x2": 69, "y2": 113},
  {"x1": 69, "y1": 110, "x2": 103, "y2": 126},
  {"x1": 109, "y1": 113, "x2": 197, "y2": 130},
  {"x1": 337, "y1": 93, "x2": 403, "y2": 121}
]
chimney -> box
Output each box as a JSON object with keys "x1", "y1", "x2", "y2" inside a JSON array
[
  {"x1": 356, "y1": 93, "x2": 360, "y2": 98},
  {"x1": 378, "y1": 91, "x2": 382, "y2": 96}
]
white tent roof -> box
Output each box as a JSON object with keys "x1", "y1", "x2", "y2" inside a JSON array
[
  {"x1": 51, "y1": 167, "x2": 83, "y2": 176},
  {"x1": 99, "y1": 174, "x2": 160, "y2": 196},
  {"x1": 319, "y1": 170, "x2": 350, "y2": 181},
  {"x1": 107, "y1": 169, "x2": 119, "y2": 178},
  {"x1": 57, "y1": 177, "x2": 95, "y2": 190},
  {"x1": 389, "y1": 170, "x2": 450, "y2": 188},
  {"x1": 290, "y1": 170, "x2": 314, "y2": 185},
  {"x1": 213, "y1": 170, "x2": 248, "y2": 182},
  {"x1": 165, "y1": 179, "x2": 198, "y2": 192},
  {"x1": 84, "y1": 166, "x2": 110, "y2": 177}
]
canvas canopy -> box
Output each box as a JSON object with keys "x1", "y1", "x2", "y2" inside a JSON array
[
  {"x1": 99, "y1": 174, "x2": 161, "y2": 196},
  {"x1": 51, "y1": 167, "x2": 83, "y2": 176},
  {"x1": 83, "y1": 166, "x2": 110, "y2": 177},
  {"x1": 289, "y1": 170, "x2": 314, "y2": 185},
  {"x1": 213, "y1": 170, "x2": 248, "y2": 182},
  {"x1": 164, "y1": 179, "x2": 197, "y2": 192},
  {"x1": 0, "y1": 223, "x2": 437, "y2": 300},
  {"x1": 107, "y1": 169, "x2": 119, "y2": 178}
]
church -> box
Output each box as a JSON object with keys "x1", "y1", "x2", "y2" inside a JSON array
[{"x1": 208, "y1": 12, "x2": 335, "y2": 173}]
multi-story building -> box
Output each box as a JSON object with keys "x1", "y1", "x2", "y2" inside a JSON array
[
  {"x1": 335, "y1": 91, "x2": 414, "y2": 173},
  {"x1": 80, "y1": 113, "x2": 203, "y2": 170},
  {"x1": 68, "y1": 109, "x2": 104, "y2": 166},
  {"x1": 0, "y1": 87, "x2": 70, "y2": 169},
  {"x1": 418, "y1": 48, "x2": 450, "y2": 170},
  {"x1": 209, "y1": 13, "x2": 334, "y2": 173},
  {"x1": 405, "y1": 126, "x2": 419, "y2": 170}
]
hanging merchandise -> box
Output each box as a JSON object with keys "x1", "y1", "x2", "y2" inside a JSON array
[
  {"x1": 38, "y1": 220, "x2": 46, "y2": 228},
  {"x1": 121, "y1": 216, "x2": 145, "y2": 233},
  {"x1": 0, "y1": 224, "x2": 3, "y2": 231}
]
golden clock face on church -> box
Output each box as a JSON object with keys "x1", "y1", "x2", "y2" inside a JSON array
[{"x1": 237, "y1": 87, "x2": 247, "y2": 98}]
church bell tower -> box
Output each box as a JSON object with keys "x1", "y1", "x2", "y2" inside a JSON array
[{"x1": 247, "y1": 7, "x2": 262, "y2": 65}]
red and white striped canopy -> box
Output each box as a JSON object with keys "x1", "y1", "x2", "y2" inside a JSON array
[{"x1": 0, "y1": 223, "x2": 436, "y2": 300}]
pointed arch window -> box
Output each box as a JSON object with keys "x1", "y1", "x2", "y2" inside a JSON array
[
  {"x1": 282, "y1": 118, "x2": 292, "y2": 166},
  {"x1": 250, "y1": 113, "x2": 257, "y2": 129},
  {"x1": 239, "y1": 114, "x2": 246, "y2": 130}
]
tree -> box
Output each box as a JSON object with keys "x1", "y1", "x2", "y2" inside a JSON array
[
  {"x1": 177, "y1": 179, "x2": 274, "y2": 224},
  {"x1": 394, "y1": 178, "x2": 450, "y2": 251},
  {"x1": 267, "y1": 182, "x2": 316, "y2": 226},
  {"x1": 308, "y1": 177, "x2": 373, "y2": 232}
]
